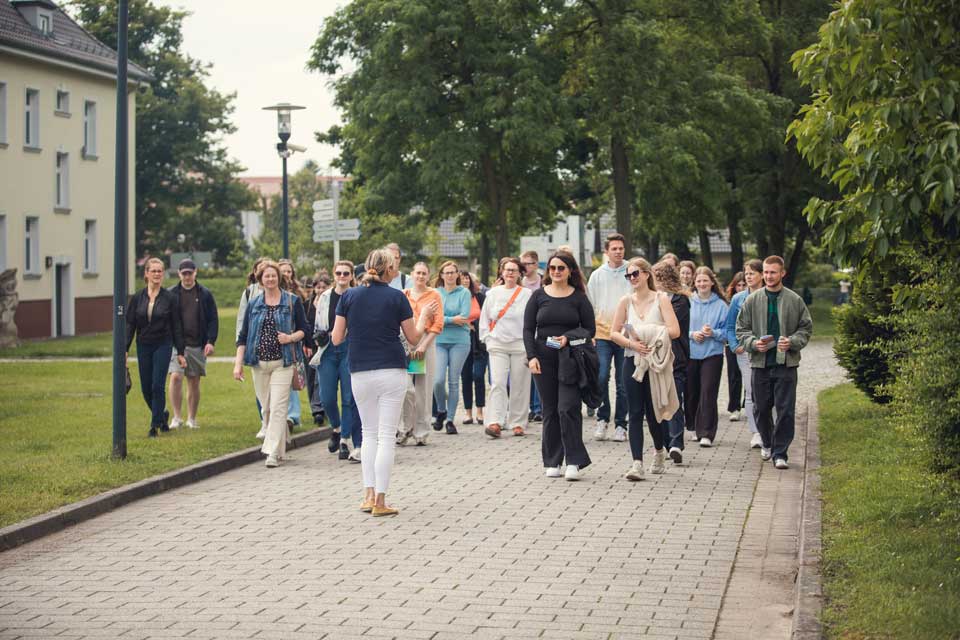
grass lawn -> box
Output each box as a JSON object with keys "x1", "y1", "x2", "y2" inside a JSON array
[
  {"x1": 809, "y1": 298, "x2": 837, "y2": 341},
  {"x1": 0, "y1": 361, "x2": 314, "y2": 528},
  {"x1": 0, "y1": 277, "x2": 246, "y2": 358},
  {"x1": 818, "y1": 384, "x2": 960, "y2": 639}
]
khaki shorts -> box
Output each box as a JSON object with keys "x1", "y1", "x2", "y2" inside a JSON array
[{"x1": 169, "y1": 346, "x2": 207, "y2": 377}]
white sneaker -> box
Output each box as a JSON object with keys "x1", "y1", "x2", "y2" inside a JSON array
[
  {"x1": 650, "y1": 449, "x2": 666, "y2": 474},
  {"x1": 625, "y1": 460, "x2": 645, "y2": 481},
  {"x1": 699, "y1": 437, "x2": 713, "y2": 448},
  {"x1": 750, "y1": 433, "x2": 763, "y2": 449},
  {"x1": 612, "y1": 426, "x2": 627, "y2": 442},
  {"x1": 760, "y1": 447, "x2": 772, "y2": 461},
  {"x1": 348, "y1": 448, "x2": 362, "y2": 463},
  {"x1": 774, "y1": 458, "x2": 789, "y2": 470},
  {"x1": 593, "y1": 420, "x2": 608, "y2": 441},
  {"x1": 545, "y1": 466, "x2": 563, "y2": 478},
  {"x1": 730, "y1": 410, "x2": 741, "y2": 422},
  {"x1": 688, "y1": 431, "x2": 700, "y2": 442},
  {"x1": 564, "y1": 465, "x2": 581, "y2": 481},
  {"x1": 169, "y1": 417, "x2": 182, "y2": 430},
  {"x1": 265, "y1": 455, "x2": 279, "y2": 468},
  {"x1": 186, "y1": 419, "x2": 198, "y2": 429},
  {"x1": 255, "y1": 428, "x2": 266, "y2": 440}
]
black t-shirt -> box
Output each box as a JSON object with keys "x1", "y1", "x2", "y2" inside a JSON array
[
  {"x1": 328, "y1": 290, "x2": 341, "y2": 332},
  {"x1": 523, "y1": 288, "x2": 595, "y2": 359},
  {"x1": 179, "y1": 285, "x2": 203, "y2": 347}
]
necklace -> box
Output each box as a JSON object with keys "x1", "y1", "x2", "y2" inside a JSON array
[{"x1": 631, "y1": 292, "x2": 658, "y2": 320}]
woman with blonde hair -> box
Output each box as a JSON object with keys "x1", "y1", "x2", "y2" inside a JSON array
[
  {"x1": 332, "y1": 248, "x2": 437, "y2": 516},
  {"x1": 432, "y1": 260, "x2": 472, "y2": 434},
  {"x1": 687, "y1": 266, "x2": 729, "y2": 447},
  {"x1": 653, "y1": 260, "x2": 690, "y2": 463},
  {"x1": 233, "y1": 260, "x2": 309, "y2": 467},
  {"x1": 480, "y1": 257, "x2": 532, "y2": 438},
  {"x1": 398, "y1": 261, "x2": 445, "y2": 446},
  {"x1": 126, "y1": 257, "x2": 186, "y2": 437},
  {"x1": 609, "y1": 258, "x2": 681, "y2": 479},
  {"x1": 312, "y1": 260, "x2": 361, "y2": 461}
]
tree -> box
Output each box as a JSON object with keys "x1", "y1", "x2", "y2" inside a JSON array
[
  {"x1": 789, "y1": 0, "x2": 960, "y2": 283},
  {"x1": 308, "y1": 0, "x2": 572, "y2": 260},
  {"x1": 68, "y1": 0, "x2": 254, "y2": 265}
]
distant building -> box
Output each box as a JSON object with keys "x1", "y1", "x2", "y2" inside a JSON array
[
  {"x1": 238, "y1": 174, "x2": 349, "y2": 247},
  {"x1": 0, "y1": 0, "x2": 150, "y2": 338}
]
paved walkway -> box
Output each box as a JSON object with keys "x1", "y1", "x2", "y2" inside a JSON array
[{"x1": 0, "y1": 340, "x2": 843, "y2": 640}]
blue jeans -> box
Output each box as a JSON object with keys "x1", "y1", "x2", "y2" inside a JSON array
[
  {"x1": 434, "y1": 342, "x2": 470, "y2": 419},
  {"x1": 666, "y1": 367, "x2": 686, "y2": 450},
  {"x1": 530, "y1": 378, "x2": 542, "y2": 414},
  {"x1": 318, "y1": 342, "x2": 359, "y2": 447},
  {"x1": 136, "y1": 340, "x2": 172, "y2": 428},
  {"x1": 595, "y1": 339, "x2": 627, "y2": 427}
]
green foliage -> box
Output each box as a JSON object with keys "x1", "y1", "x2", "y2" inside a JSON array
[
  {"x1": 789, "y1": 0, "x2": 960, "y2": 277},
  {"x1": 832, "y1": 272, "x2": 899, "y2": 403},
  {"x1": 67, "y1": 0, "x2": 255, "y2": 266},
  {"x1": 818, "y1": 384, "x2": 960, "y2": 639}
]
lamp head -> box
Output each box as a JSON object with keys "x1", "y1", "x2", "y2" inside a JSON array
[{"x1": 262, "y1": 102, "x2": 306, "y2": 143}]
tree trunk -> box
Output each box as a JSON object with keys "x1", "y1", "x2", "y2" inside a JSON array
[
  {"x1": 726, "y1": 170, "x2": 744, "y2": 273},
  {"x1": 645, "y1": 235, "x2": 659, "y2": 262},
  {"x1": 785, "y1": 218, "x2": 810, "y2": 289},
  {"x1": 480, "y1": 153, "x2": 511, "y2": 259},
  {"x1": 610, "y1": 133, "x2": 633, "y2": 255},
  {"x1": 479, "y1": 234, "x2": 491, "y2": 284},
  {"x1": 699, "y1": 229, "x2": 714, "y2": 269}
]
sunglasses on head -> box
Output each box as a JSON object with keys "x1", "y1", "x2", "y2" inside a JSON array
[
  {"x1": 625, "y1": 270, "x2": 642, "y2": 280},
  {"x1": 334, "y1": 270, "x2": 351, "y2": 277}
]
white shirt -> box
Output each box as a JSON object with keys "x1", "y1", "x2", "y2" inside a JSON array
[{"x1": 479, "y1": 285, "x2": 532, "y2": 350}]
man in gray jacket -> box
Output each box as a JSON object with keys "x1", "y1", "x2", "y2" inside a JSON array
[{"x1": 735, "y1": 255, "x2": 813, "y2": 469}]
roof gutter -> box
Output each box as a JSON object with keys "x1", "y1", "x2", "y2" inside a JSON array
[{"x1": 0, "y1": 43, "x2": 152, "y2": 86}]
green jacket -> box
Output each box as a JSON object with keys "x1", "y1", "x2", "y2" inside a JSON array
[{"x1": 735, "y1": 286, "x2": 813, "y2": 368}]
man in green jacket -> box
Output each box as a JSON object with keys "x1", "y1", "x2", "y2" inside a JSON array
[{"x1": 735, "y1": 256, "x2": 813, "y2": 469}]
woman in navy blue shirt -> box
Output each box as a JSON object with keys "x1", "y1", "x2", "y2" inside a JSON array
[{"x1": 331, "y1": 248, "x2": 437, "y2": 517}]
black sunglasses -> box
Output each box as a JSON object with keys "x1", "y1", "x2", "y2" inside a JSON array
[
  {"x1": 334, "y1": 270, "x2": 351, "y2": 277},
  {"x1": 625, "y1": 270, "x2": 642, "y2": 280}
]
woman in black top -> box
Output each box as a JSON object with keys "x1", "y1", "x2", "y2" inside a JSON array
[
  {"x1": 523, "y1": 252, "x2": 595, "y2": 481},
  {"x1": 653, "y1": 261, "x2": 691, "y2": 463},
  {"x1": 460, "y1": 271, "x2": 487, "y2": 425},
  {"x1": 126, "y1": 257, "x2": 185, "y2": 437}
]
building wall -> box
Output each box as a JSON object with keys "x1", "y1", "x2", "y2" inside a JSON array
[{"x1": 0, "y1": 53, "x2": 136, "y2": 337}]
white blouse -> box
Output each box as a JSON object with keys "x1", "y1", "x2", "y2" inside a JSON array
[{"x1": 479, "y1": 285, "x2": 532, "y2": 349}]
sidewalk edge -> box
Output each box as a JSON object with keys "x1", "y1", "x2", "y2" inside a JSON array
[
  {"x1": 793, "y1": 398, "x2": 824, "y2": 639},
  {"x1": 0, "y1": 427, "x2": 331, "y2": 553}
]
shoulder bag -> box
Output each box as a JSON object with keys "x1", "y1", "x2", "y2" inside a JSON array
[
  {"x1": 287, "y1": 294, "x2": 306, "y2": 391},
  {"x1": 488, "y1": 286, "x2": 523, "y2": 333}
]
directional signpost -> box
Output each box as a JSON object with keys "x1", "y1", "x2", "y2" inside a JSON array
[{"x1": 312, "y1": 182, "x2": 360, "y2": 260}]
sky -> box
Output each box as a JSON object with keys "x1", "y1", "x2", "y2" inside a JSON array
[{"x1": 155, "y1": 0, "x2": 345, "y2": 177}]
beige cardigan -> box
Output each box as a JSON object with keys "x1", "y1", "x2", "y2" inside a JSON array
[{"x1": 629, "y1": 323, "x2": 680, "y2": 422}]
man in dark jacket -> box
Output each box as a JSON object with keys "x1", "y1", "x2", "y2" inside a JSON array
[{"x1": 167, "y1": 259, "x2": 218, "y2": 429}]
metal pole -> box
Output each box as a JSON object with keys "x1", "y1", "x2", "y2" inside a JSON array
[
  {"x1": 332, "y1": 179, "x2": 340, "y2": 263},
  {"x1": 112, "y1": 0, "x2": 129, "y2": 460},
  {"x1": 281, "y1": 153, "x2": 289, "y2": 259}
]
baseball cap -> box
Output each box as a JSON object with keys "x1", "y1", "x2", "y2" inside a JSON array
[{"x1": 178, "y1": 258, "x2": 197, "y2": 272}]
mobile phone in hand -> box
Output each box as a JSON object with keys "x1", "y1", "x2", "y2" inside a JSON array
[{"x1": 546, "y1": 336, "x2": 563, "y2": 349}]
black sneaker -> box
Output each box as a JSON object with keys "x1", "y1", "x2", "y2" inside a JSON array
[
  {"x1": 148, "y1": 427, "x2": 158, "y2": 438},
  {"x1": 445, "y1": 420, "x2": 458, "y2": 435},
  {"x1": 313, "y1": 412, "x2": 325, "y2": 426},
  {"x1": 339, "y1": 443, "x2": 350, "y2": 460},
  {"x1": 159, "y1": 410, "x2": 170, "y2": 432},
  {"x1": 532, "y1": 413, "x2": 543, "y2": 423},
  {"x1": 328, "y1": 430, "x2": 341, "y2": 453},
  {"x1": 433, "y1": 413, "x2": 446, "y2": 431}
]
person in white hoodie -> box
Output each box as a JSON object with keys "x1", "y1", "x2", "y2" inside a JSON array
[
  {"x1": 479, "y1": 257, "x2": 533, "y2": 438},
  {"x1": 586, "y1": 233, "x2": 632, "y2": 442}
]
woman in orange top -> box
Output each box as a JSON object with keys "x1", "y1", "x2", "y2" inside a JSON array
[{"x1": 398, "y1": 262, "x2": 445, "y2": 445}]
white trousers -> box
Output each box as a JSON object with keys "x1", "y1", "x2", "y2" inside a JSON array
[
  {"x1": 736, "y1": 352, "x2": 758, "y2": 434},
  {"x1": 487, "y1": 344, "x2": 531, "y2": 429},
  {"x1": 400, "y1": 343, "x2": 437, "y2": 439},
  {"x1": 253, "y1": 359, "x2": 294, "y2": 458},
  {"x1": 352, "y1": 368, "x2": 407, "y2": 494}
]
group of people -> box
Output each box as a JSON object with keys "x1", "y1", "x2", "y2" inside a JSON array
[{"x1": 125, "y1": 234, "x2": 813, "y2": 517}]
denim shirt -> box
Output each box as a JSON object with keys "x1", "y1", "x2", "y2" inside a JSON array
[{"x1": 237, "y1": 290, "x2": 307, "y2": 367}]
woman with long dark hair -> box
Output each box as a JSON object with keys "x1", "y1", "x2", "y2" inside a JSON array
[
  {"x1": 523, "y1": 252, "x2": 595, "y2": 481},
  {"x1": 126, "y1": 257, "x2": 185, "y2": 437},
  {"x1": 460, "y1": 270, "x2": 487, "y2": 426}
]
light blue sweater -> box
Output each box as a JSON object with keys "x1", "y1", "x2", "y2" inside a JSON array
[
  {"x1": 725, "y1": 289, "x2": 749, "y2": 348},
  {"x1": 689, "y1": 292, "x2": 728, "y2": 360},
  {"x1": 437, "y1": 286, "x2": 472, "y2": 345}
]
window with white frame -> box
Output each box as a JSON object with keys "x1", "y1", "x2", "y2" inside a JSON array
[
  {"x1": 55, "y1": 89, "x2": 69, "y2": 114},
  {"x1": 83, "y1": 220, "x2": 97, "y2": 273},
  {"x1": 0, "y1": 215, "x2": 6, "y2": 270},
  {"x1": 24, "y1": 89, "x2": 39, "y2": 147},
  {"x1": 83, "y1": 101, "x2": 97, "y2": 156},
  {"x1": 0, "y1": 83, "x2": 7, "y2": 144},
  {"x1": 24, "y1": 216, "x2": 39, "y2": 275},
  {"x1": 38, "y1": 11, "x2": 52, "y2": 35},
  {"x1": 55, "y1": 152, "x2": 69, "y2": 208}
]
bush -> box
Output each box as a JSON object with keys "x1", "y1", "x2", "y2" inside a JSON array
[{"x1": 833, "y1": 275, "x2": 899, "y2": 404}]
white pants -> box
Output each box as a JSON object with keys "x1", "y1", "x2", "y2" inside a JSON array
[
  {"x1": 400, "y1": 343, "x2": 437, "y2": 439},
  {"x1": 253, "y1": 359, "x2": 294, "y2": 458},
  {"x1": 487, "y1": 344, "x2": 531, "y2": 428},
  {"x1": 736, "y1": 352, "x2": 758, "y2": 434},
  {"x1": 352, "y1": 368, "x2": 407, "y2": 494}
]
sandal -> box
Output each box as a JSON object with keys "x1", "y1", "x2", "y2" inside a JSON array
[{"x1": 484, "y1": 424, "x2": 502, "y2": 438}]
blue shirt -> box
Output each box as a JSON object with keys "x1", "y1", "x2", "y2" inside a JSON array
[
  {"x1": 688, "y1": 292, "x2": 728, "y2": 360},
  {"x1": 436, "y1": 286, "x2": 472, "y2": 345},
  {"x1": 725, "y1": 289, "x2": 750, "y2": 348},
  {"x1": 336, "y1": 281, "x2": 413, "y2": 373}
]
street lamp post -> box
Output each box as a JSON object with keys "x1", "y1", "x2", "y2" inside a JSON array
[
  {"x1": 112, "y1": 0, "x2": 130, "y2": 459},
  {"x1": 262, "y1": 103, "x2": 305, "y2": 259}
]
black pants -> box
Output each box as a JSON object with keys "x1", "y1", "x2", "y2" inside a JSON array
[
  {"x1": 461, "y1": 350, "x2": 487, "y2": 410},
  {"x1": 136, "y1": 339, "x2": 172, "y2": 428},
  {"x1": 686, "y1": 354, "x2": 724, "y2": 441},
  {"x1": 623, "y1": 358, "x2": 667, "y2": 460},
  {"x1": 752, "y1": 366, "x2": 798, "y2": 461},
  {"x1": 725, "y1": 346, "x2": 743, "y2": 413},
  {"x1": 533, "y1": 344, "x2": 591, "y2": 469}
]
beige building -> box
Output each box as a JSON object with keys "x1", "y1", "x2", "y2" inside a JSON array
[{"x1": 0, "y1": 0, "x2": 147, "y2": 338}]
